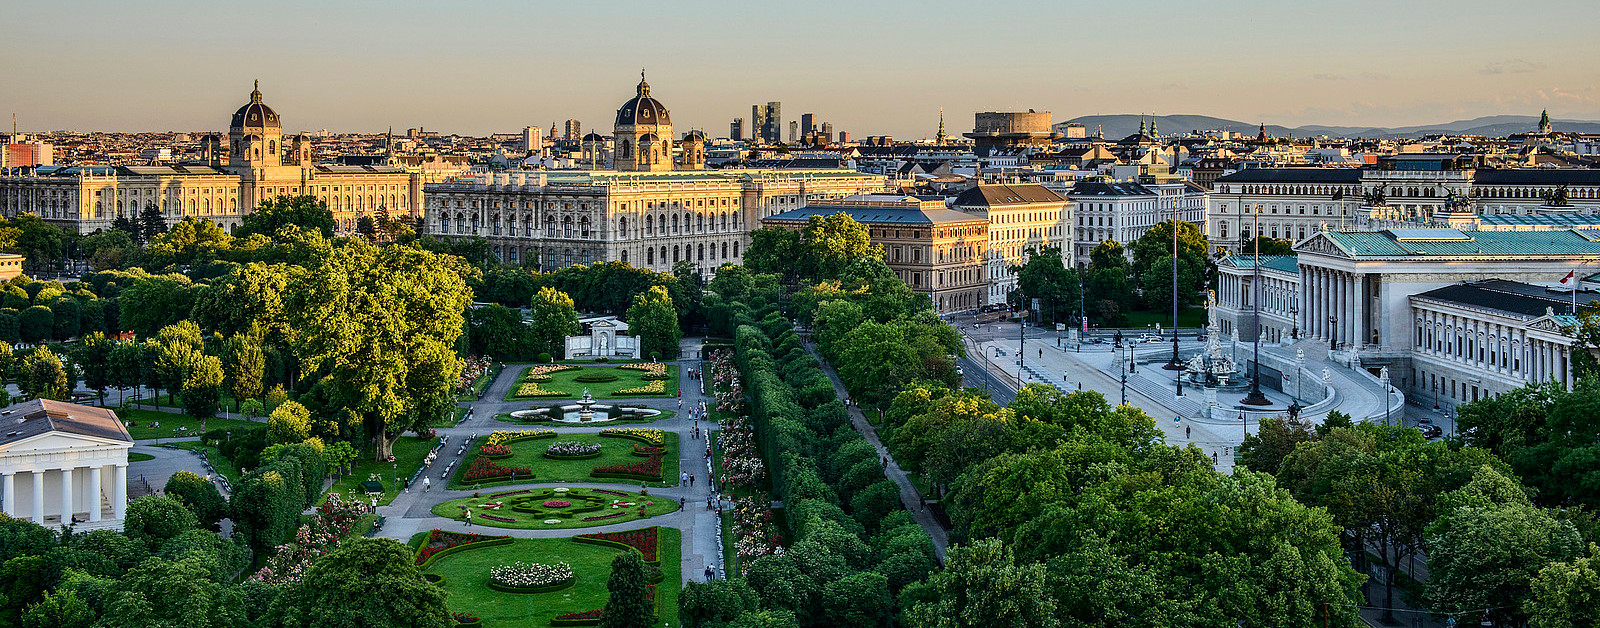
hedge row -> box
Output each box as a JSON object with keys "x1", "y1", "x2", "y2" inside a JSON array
[
  {"x1": 415, "y1": 536, "x2": 515, "y2": 570},
  {"x1": 486, "y1": 578, "x2": 576, "y2": 594}
]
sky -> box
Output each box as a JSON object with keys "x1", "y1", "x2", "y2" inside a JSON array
[{"x1": 4, "y1": 0, "x2": 1599, "y2": 138}]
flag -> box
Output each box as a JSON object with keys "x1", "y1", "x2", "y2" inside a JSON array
[{"x1": 1561, "y1": 270, "x2": 1576, "y2": 285}]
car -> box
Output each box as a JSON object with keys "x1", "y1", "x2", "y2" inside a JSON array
[
  {"x1": 1417, "y1": 415, "x2": 1433, "y2": 425},
  {"x1": 1419, "y1": 425, "x2": 1443, "y2": 439},
  {"x1": 1139, "y1": 334, "x2": 1163, "y2": 344}
]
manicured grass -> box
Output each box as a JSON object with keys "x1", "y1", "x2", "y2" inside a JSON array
[
  {"x1": 458, "y1": 364, "x2": 504, "y2": 401},
  {"x1": 115, "y1": 408, "x2": 257, "y2": 440},
  {"x1": 424, "y1": 529, "x2": 681, "y2": 628},
  {"x1": 128, "y1": 452, "x2": 155, "y2": 462},
  {"x1": 129, "y1": 392, "x2": 260, "y2": 414},
  {"x1": 492, "y1": 409, "x2": 677, "y2": 426},
  {"x1": 162, "y1": 441, "x2": 241, "y2": 485},
  {"x1": 430, "y1": 487, "x2": 679, "y2": 530},
  {"x1": 324, "y1": 435, "x2": 437, "y2": 506},
  {"x1": 504, "y1": 365, "x2": 680, "y2": 401},
  {"x1": 449, "y1": 432, "x2": 680, "y2": 489},
  {"x1": 720, "y1": 510, "x2": 740, "y2": 576}
]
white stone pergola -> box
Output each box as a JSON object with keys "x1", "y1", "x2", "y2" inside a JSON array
[
  {"x1": 565, "y1": 316, "x2": 638, "y2": 359},
  {"x1": 0, "y1": 399, "x2": 132, "y2": 530}
]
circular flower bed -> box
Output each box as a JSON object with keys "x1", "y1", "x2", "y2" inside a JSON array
[
  {"x1": 488, "y1": 561, "x2": 574, "y2": 593},
  {"x1": 574, "y1": 371, "x2": 619, "y2": 383},
  {"x1": 479, "y1": 444, "x2": 513, "y2": 459},
  {"x1": 543, "y1": 500, "x2": 572, "y2": 508},
  {"x1": 545, "y1": 441, "x2": 603, "y2": 460}
]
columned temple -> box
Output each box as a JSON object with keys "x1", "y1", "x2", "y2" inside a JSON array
[{"x1": 0, "y1": 399, "x2": 133, "y2": 530}]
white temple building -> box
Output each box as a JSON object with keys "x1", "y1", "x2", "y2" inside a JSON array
[
  {"x1": 0, "y1": 399, "x2": 132, "y2": 530},
  {"x1": 564, "y1": 316, "x2": 638, "y2": 359}
]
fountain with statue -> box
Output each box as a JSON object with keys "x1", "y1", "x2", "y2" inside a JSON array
[
  {"x1": 1179, "y1": 291, "x2": 1248, "y2": 392},
  {"x1": 506, "y1": 388, "x2": 664, "y2": 424}
]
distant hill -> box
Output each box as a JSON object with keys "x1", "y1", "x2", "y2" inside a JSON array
[{"x1": 1063, "y1": 114, "x2": 1600, "y2": 140}]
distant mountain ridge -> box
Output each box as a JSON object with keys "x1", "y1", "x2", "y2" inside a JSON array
[{"x1": 1063, "y1": 114, "x2": 1600, "y2": 140}]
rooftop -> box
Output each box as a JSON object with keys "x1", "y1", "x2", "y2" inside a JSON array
[
  {"x1": 1308, "y1": 228, "x2": 1600, "y2": 258},
  {"x1": 762, "y1": 202, "x2": 986, "y2": 226},
  {"x1": 952, "y1": 183, "x2": 1067, "y2": 207},
  {"x1": 1219, "y1": 254, "x2": 1299, "y2": 274},
  {"x1": 1213, "y1": 168, "x2": 1364, "y2": 184},
  {"x1": 1415, "y1": 280, "x2": 1586, "y2": 319},
  {"x1": 0, "y1": 399, "x2": 132, "y2": 448}
]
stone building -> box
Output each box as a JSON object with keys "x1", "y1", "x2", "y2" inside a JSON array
[
  {"x1": 0, "y1": 82, "x2": 426, "y2": 234},
  {"x1": 951, "y1": 184, "x2": 1073, "y2": 306},
  {"x1": 0, "y1": 399, "x2": 133, "y2": 531},
  {"x1": 762, "y1": 195, "x2": 988, "y2": 314}
]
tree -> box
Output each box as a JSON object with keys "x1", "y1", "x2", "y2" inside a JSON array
[
  {"x1": 1528, "y1": 544, "x2": 1600, "y2": 628},
  {"x1": 17, "y1": 305, "x2": 52, "y2": 344},
  {"x1": 904, "y1": 538, "x2": 1059, "y2": 628},
  {"x1": 181, "y1": 354, "x2": 225, "y2": 419},
  {"x1": 1130, "y1": 219, "x2": 1208, "y2": 281},
  {"x1": 601, "y1": 552, "x2": 654, "y2": 628},
  {"x1": 164, "y1": 471, "x2": 227, "y2": 530},
  {"x1": 267, "y1": 401, "x2": 313, "y2": 445},
  {"x1": 266, "y1": 537, "x2": 450, "y2": 628},
  {"x1": 18, "y1": 347, "x2": 70, "y2": 400},
  {"x1": 119, "y1": 274, "x2": 196, "y2": 338},
  {"x1": 150, "y1": 320, "x2": 205, "y2": 402},
  {"x1": 222, "y1": 333, "x2": 265, "y2": 412},
  {"x1": 1236, "y1": 415, "x2": 1317, "y2": 476},
  {"x1": 101, "y1": 556, "x2": 247, "y2": 628},
  {"x1": 1244, "y1": 236, "x2": 1295, "y2": 256},
  {"x1": 627, "y1": 285, "x2": 680, "y2": 360},
  {"x1": 123, "y1": 495, "x2": 200, "y2": 549},
  {"x1": 237, "y1": 195, "x2": 336, "y2": 240},
  {"x1": 1137, "y1": 254, "x2": 1202, "y2": 310},
  {"x1": 802, "y1": 213, "x2": 882, "y2": 280},
  {"x1": 821, "y1": 572, "x2": 893, "y2": 627},
  {"x1": 143, "y1": 217, "x2": 233, "y2": 268},
  {"x1": 527, "y1": 287, "x2": 581, "y2": 359},
  {"x1": 81, "y1": 227, "x2": 140, "y2": 270},
  {"x1": 679, "y1": 579, "x2": 761, "y2": 628},
  {"x1": 1088, "y1": 240, "x2": 1128, "y2": 271},
  {"x1": 1012, "y1": 247, "x2": 1080, "y2": 325},
  {"x1": 468, "y1": 303, "x2": 537, "y2": 360},
  {"x1": 744, "y1": 227, "x2": 805, "y2": 280},
  {"x1": 139, "y1": 203, "x2": 168, "y2": 243},
  {"x1": 74, "y1": 331, "x2": 115, "y2": 404},
  {"x1": 285, "y1": 241, "x2": 470, "y2": 460},
  {"x1": 12, "y1": 214, "x2": 66, "y2": 273}
]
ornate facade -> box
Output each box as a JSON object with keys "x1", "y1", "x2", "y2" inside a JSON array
[{"x1": 0, "y1": 83, "x2": 425, "y2": 234}]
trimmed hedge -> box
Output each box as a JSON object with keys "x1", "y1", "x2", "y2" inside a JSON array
[
  {"x1": 573, "y1": 372, "x2": 619, "y2": 383},
  {"x1": 485, "y1": 578, "x2": 576, "y2": 594},
  {"x1": 415, "y1": 536, "x2": 514, "y2": 569}
]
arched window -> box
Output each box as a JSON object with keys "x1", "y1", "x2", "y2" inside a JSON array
[
  {"x1": 698, "y1": 243, "x2": 705, "y2": 260},
  {"x1": 722, "y1": 241, "x2": 728, "y2": 258},
  {"x1": 621, "y1": 249, "x2": 628, "y2": 264},
  {"x1": 733, "y1": 241, "x2": 740, "y2": 257},
  {"x1": 647, "y1": 248, "x2": 655, "y2": 265},
  {"x1": 618, "y1": 217, "x2": 628, "y2": 238},
  {"x1": 645, "y1": 215, "x2": 653, "y2": 235},
  {"x1": 673, "y1": 245, "x2": 680, "y2": 263},
  {"x1": 697, "y1": 214, "x2": 704, "y2": 231},
  {"x1": 580, "y1": 216, "x2": 590, "y2": 238},
  {"x1": 564, "y1": 216, "x2": 574, "y2": 238},
  {"x1": 672, "y1": 215, "x2": 679, "y2": 234},
  {"x1": 620, "y1": 140, "x2": 632, "y2": 158},
  {"x1": 269, "y1": 140, "x2": 276, "y2": 155}
]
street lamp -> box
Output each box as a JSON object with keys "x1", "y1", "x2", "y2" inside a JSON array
[
  {"x1": 1329, "y1": 316, "x2": 1338, "y2": 351},
  {"x1": 1290, "y1": 302, "x2": 1299, "y2": 340},
  {"x1": 1242, "y1": 204, "x2": 1270, "y2": 406},
  {"x1": 1165, "y1": 203, "x2": 1183, "y2": 372}
]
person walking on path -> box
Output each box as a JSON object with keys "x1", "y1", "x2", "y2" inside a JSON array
[
  {"x1": 690, "y1": 474, "x2": 696, "y2": 487},
  {"x1": 681, "y1": 471, "x2": 688, "y2": 486},
  {"x1": 1185, "y1": 425, "x2": 1191, "y2": 439},
  {"x1": 464, "y1": 510, "x2": 472, "y2": 526},
  {"x1": 423, "y1": 477, "x2": 431, "y2": 492}
]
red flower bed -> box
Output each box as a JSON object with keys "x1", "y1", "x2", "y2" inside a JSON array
[
  {"x1": 555, "y1": 610, "x2": 603, "y2": 621},
  {"x1": 414, "y1": 529, "x2": 509, "y2": 565},
  {"x1": 463, "y1": 457, "x2": 532, "y2": 482},
  {"x1": 479, "y1": 444, "x2": 512, "y2": 457},
  {"x1": 575, "y1": 527, "x2": 658, "y2": 562},
  {"x1": 480, "y1": 514, "x2": 516, "y2": 523},
  {"x1": 543, "y1": 500, "x2": 572, "y2": 508},
  {"x1": 632, "y1": 444, "x2": 664, "y2": 456},
  {"x1": 593, "y1": 489, "x2": 628, "y2": 497},
  {"x1": 582, "y1": 512, "x2": 626, "y2": 522},
  {"x1": 490, "y1": 489, "x2": 530, "y2": 497},
  {"x1": 592, "y1": 453, "x2": 662, "y2": 480}
]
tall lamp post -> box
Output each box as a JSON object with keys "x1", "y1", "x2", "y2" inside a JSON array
[
  {"x1": 1165, "y1": 201, "x2": 1183, "y2": 371},
  {"x1": 1116, "y1": 333, "x2": 1128, "y2": 406},
  {"x1": 1242, "y1": 204, "x2": 1271, "y2": 406}
]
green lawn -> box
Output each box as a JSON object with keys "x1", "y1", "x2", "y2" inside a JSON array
[
  {"x1": 431, "y1": 487, "x2": 679, "y2": 530},
  {"x1": 492, "y1": 409, "x2": 677, "y2": 426},
  {"x1": 720, "y1": 510, "x2": 740, "y2": 576},
  {"x1": 162, "y1": 441, "x2": 241, "y2": 485},
  {"x1": 115, "y1": 408, "x2": 257, "y2": 441},
  {"x1": 324, "y1": 435, "x2": 437, "y2": 506},
  {"x1": 128, "y1": 452, "x2": 155, "y2": 462},
  {"x1": 504, "y1": 365, "x2": 680, "y2": 401},
  {"x1": 449, "y1": 432, "x2": 680, "y2": 489},
  {"x1": 128, "y1": 392, "x2": 263, "y2": 416},
  {"x1": 1120, "y1": 307, "x2": 1206, "y2": 331},
  {"x1": 423, "y1": 528, "x2": 681, "y2": 627}
]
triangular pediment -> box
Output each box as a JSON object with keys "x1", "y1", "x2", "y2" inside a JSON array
[
  {"x1": 1293, "y1": 232, "x2": 1353, "y2": 258},
  {"x1": 0, "y1": 430, "x2": 131, "y2": 454}
]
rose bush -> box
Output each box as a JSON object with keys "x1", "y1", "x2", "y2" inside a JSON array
[{"x1": 489, "y1": 561, "x2": 573, "y2": 589}]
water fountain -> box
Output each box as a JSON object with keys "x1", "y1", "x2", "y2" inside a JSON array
[
  {"x1": 576, "y1": 389, "x2": 596, "y2": 422},
  {"x1": 505, "y1": 394, "x2": 664, "y2": 425},
  {"x1": 1181, "y1": 291, "x2": 1246, "y2": 391}
]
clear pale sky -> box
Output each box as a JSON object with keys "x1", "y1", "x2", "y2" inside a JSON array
[{"x1": 4, "y1": 0, "x2": 1597, "y2": 138}]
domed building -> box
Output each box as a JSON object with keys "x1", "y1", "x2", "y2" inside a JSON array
[
  {"x1": 679, "y1": 130, "x2": 707, "y2": 170},
  {"x1": 613, "y1": 72, "x2": 673, "y2": 172},
  {"x1": 230, "y1": 80, "x2": 283, "y2": 167}
]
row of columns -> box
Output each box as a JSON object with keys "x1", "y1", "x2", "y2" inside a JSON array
[
  {"x1": 1417, "y1": 309, "x2": 1575, "y2": 390},
  {"x1": 0, "y1": 464, "x2": 126, "y2": 524},
  {"x1": 1302, "y1": 266, "x2": 1370, "y2": 349}
]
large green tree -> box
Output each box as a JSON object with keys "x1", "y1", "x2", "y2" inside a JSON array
[
  {"x1": 802, "y1": 213, "x2": 882, "y2": 280},
  {"x1": 1012, "y1": 246, "x2": 1080, "y2": 325},
  {"x1": 101, "y1": 556, "x2": 247, "y2": 628},
  {"x1": 180, "y1": 354, "x2": 225, "y2": 419},
  {"x1": 526, "y1": 287, "x2": 581, "y2": 359},
  {"x1": 600, "y1": 552, "x2": 654, "y2": 628},
  {"x1": 1528, "y1": 544, "x2": 1600, "y2": 628},
  {"x1": 18, "y1": 347, "x2": 70, "y2": 400},
  {"x1": 627, "y1": 285, "x2": 680, "y2": 360},
  {"x1": 285, "y1": 241, "x2": 470, "y2": 460},
  {"x1": 467, "y1": 303, "x2": 537, "y2": 360},
  {"x1": 237, "y1": 195, "x2": 336, "y2": 240},
  {"x1": 903, "y1": 538, "x2": 1059, "y2": 628},
  {"x1": 265, "y1": 537, "x2": 450, "y2": 628}
]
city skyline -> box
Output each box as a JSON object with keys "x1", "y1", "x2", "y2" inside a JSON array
[{"x1": 4, "y1": 0, "x2": 1598, "y2": 138}]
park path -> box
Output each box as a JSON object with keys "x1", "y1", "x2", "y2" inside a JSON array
[{"x1": 805, "y1": 342, "x2": 949, "y2": 562}]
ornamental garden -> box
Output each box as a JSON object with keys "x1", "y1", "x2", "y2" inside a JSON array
[
  {"x1": 505, "y1": 363, "x2": 679, "y2": 400},
  {"x1": 448, "y1": 429, "x2": 678, "y2": 489}
]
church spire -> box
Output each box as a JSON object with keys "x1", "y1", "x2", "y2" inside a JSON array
[
  {"x1": 1539, "y1": 109, "x2": 1553, "y2": 134},
  {"x1": 250, "y1": 79, "x2": 263, "y2": 104},
  {"x1": 1138, "y1": 115, "x2": 1146, "y2": 135},
  {"x1": 1150, "y1": 115, "x2": 1158, "y2": 138},
  {"x1": 936, "y1": 107, "x2": 945, "y2": 145}
]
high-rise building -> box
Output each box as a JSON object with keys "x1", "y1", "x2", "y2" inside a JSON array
[
  {"x1": 800, "y1": 113, "x2": 815, "y2": 136},
  {"x1": 752, "y1": 101, "x2": 782, "y2": 143},
  {"x1": 838, "y1": 131, "x2": 851, "y2": 143},
  {"x1": 788, "y1": 121, "x2": 799, "y2": 143},
  {"x1": 522, "y1": 126, "x2": 543, "y2": 155},
  {"x1": 730, "y1": 118, "x2": 744, "y2": 141},
  {"x1": 564, "y1": 120, "x2": 582, "y2": 140},
  {"x1": 819, "y1": 122, "x2": 833, "y2": 144}
]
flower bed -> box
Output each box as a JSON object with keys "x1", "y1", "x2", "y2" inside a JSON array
[
  {"x1": 631, "y1": 444, "x2": 664, "y2": 457},
  {"x1": 543, "y1": 500, "x2": 572, "y2": 508},
  {"x1": 414, "y1": 529, "x2": 513, "y2": 568},
  {"x1": 462, "y1": 457, "x2": 533, "y2": 483},
  {"x1": 515, "y1": 381, "x2": 566, "y2": 397},
  {"x1": 718, "y1": 415, "x2": 766, "y2": 489},
  {"x1": 479, "y1": 444, "x2": 513, "y2": 458},
  {"x1": 730, "y1": 495, "x2": 784, "y2": 568},
  {"x1": 618, "y1": 362, "x2": 669, "y2": 380},
  {"x1": 490, "y1": 489, "x2": 530, "y2": 498},
  {"x1": 599, "y1": 428, "x2": 664, "y2": 446},
  {"x1": 484, "y1": 429, "x2": 554, "y2": 447},
  {"x1": 545, "y1": 441, "x2": 603, "y2": 459},
  {"x1": 616, "y1": 379, "x2": 666, "y2": 395},
  {"x1": 581, "y1": 512, "x2": 627, "y2": 522},
  {"x1": 593, "y1": 488, "x2": 629, "y2": 497},
  {"x1": 453, "y1": 611, "x2": 481, "y2": 625},
  {"x1": 552, "y1": 609, "x2": 604, "y2": 627},
  {"x1": 487, "y1": 561, "x2": 574, "y2": 593},
  {"x1": 591, "y1": 452, "x2": 663, "y2": 481},
  {"x1": 481, "y1": 514, "x2": 517, "y2": 523},
  {"x1": 574, "y1": 527, "x2": 660, "y2": 563}
]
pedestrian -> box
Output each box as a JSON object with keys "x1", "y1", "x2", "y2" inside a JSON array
[
  {"x1": 919, "y1": 495, "x2": 926, "y2": 511},
  {"x1": 690, "y1": 474, "x2": 696, "y2": 487},
  {"x1": 678, "y1": 399, "x2": 683, "y2": 409},
  {"x1": 424, "y1": 477, "x2": 431, "y2": 492},
  {"x1": 464, "y1": 510, "x2": 472, "y2": 526},
  {"x1": 681, "y1": 471, "x2": 688, "y2": 486},
  {"x1": 680, "y1": 496, "x2": 685, "y2": 508},
  {"x1": 881, "y1": 455, "x2": 888, "y2": 468},
  {"x1": 1185, "y1": 425, "x2": 1191, "y2": 439}
]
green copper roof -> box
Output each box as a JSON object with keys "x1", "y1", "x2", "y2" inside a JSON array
[
  {"x1": 1319, "y1": 229, "x2": 1600, "y2": 257},
  {"x1": 1221, "y1": 254, "x2": 1299, "y2": 274}
]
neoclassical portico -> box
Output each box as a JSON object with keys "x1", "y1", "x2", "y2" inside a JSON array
[{"x1": 0, "y1": 399, "x2": 132, "y2": 530}]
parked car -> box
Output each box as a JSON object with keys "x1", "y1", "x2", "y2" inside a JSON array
[
  {"x1": 1420, "y1": 425, "x2": 1443, "y2": 439},
  {"x1": 1139, "y1": 334, "x2": 1163, "y2": 344}
]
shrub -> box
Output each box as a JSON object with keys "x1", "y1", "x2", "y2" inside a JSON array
[
  {"x1": 545, "y1": 441, "x2": 602, "y2": 459},
  {"x1": 488, "y1": 561, "x2": 574, "y2": 592},
  {"x1": 574, "y1": 371, "x2": 619, "y2": 383}
]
